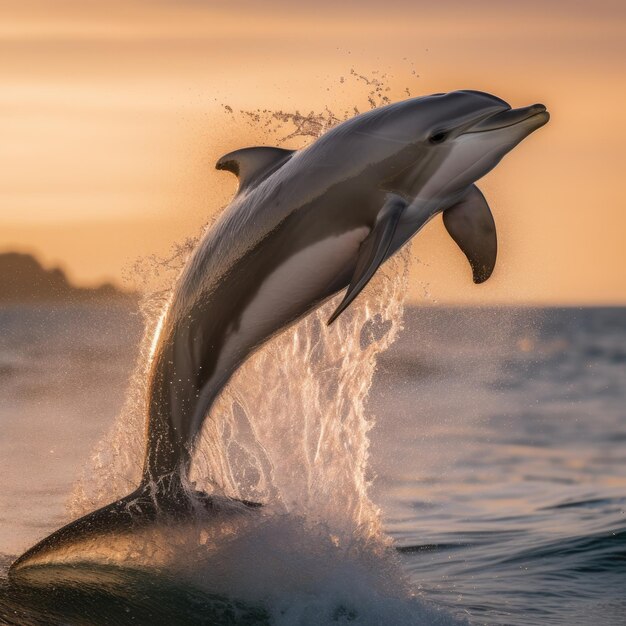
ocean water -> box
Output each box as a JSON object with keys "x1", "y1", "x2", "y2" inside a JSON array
[{"x1": 0, "y1": 304, "x2": 624, "y2": 624}]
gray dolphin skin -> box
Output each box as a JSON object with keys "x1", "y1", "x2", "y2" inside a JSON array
[{"x1": 10, "y1": 90, "x2": 549, "y2": 576}]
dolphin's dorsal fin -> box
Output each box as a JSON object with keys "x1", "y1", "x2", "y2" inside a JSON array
[
  {"x1": 216, "y1": 146, "x2": 295, "y2": 194},
  {"x1": 328, "y1": 194, "x2": 407, "y2": 325},
  {"x1": 442, "y1": 185, "x2": 497, "y2": 284}
]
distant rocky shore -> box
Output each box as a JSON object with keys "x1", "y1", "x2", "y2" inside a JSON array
[{"x1": 0, "y1": 252, "x2": 136, "y2": 303}]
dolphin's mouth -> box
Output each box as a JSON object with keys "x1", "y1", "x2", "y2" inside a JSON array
[{"x1": 466, "y1": 104, "x2": 549, "y2": 134}]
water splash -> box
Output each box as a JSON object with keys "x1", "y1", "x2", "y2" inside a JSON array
[
  {"x1": 192, "y1": 253, "x2": 408, "y2": 540},
  {"x1": 221, "y1": 66, "x2": 419, "y2": 145},
  {"x1": 69, "y1": 238, "x2": 203, "y2": 513},
  {"x1": 70, "y1": 247, "x2": 409, "y2": 536}
]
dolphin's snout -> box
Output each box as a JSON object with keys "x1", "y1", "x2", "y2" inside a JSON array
[
  {"x1": 466, "y1": 103, "x2": 549, "y2": 134},
  {"x1": 520, "y1": 103, "x2": 550, "y2": 130}
]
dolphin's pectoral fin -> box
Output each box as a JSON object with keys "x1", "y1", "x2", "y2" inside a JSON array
[
  {"x1": 328, "y1": 194, "x2": 407, "y2": 325},
  {"x1": 442, "y1": 185, "x2": 497, "y2": 284},
  {"x1": 216, "y1": 146, "x2": 295, "y2": 194}
]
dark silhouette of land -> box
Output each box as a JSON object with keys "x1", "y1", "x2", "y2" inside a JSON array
[{"x1": 0, "y1": 252, "x2": 136, "y2": 303}]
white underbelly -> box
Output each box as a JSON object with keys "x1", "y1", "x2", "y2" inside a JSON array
[
  {"x1": 236, "y1": 226, "x2": 368, "y2": 333},
  {"x1": 189, "y1": 227, "x2": 369, "y2": 434}
]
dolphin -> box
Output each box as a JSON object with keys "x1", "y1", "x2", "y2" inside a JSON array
[{"x1": 10, "y1": 90, "x2": 549, "y2": 576}]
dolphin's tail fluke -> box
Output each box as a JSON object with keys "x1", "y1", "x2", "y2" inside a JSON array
[{"x1": 9, "y1": 479, "x2": 260, "y2": 578}]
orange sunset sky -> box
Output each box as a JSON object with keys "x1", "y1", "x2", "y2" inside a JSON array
[{"x1": 1, "y1": 0, "x2": 625, "y2": 304}]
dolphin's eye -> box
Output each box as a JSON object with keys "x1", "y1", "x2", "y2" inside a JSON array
[{"x1": 429, "y1": 131, "x2": 448, "y2": 144}]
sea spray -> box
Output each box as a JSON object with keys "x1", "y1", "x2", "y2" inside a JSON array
[
  {"x1": 192, "y1": 254, "x2": 408, "y2": 539},
  {"x1": 70, "y1": 250, "x2": 410, "y2": 547},
  {"x1": 68, "y1": 239, "x2": 201, "y2": 513}
]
